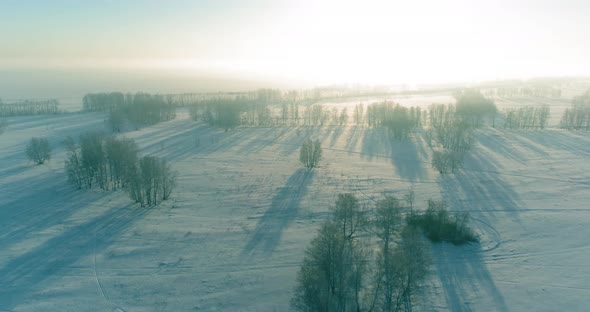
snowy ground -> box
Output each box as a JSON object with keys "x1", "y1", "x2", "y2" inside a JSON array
[{"x1": 1, "y1": 100, "x2": 590, "y2": 311}]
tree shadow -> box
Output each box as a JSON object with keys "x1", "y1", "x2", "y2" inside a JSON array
[
  {"x1": 234, "y1": 127, "x2": 283, "y2": 155},
  {"x1": 433, "y1": 243, "x2": 508, "y2": 312},
  {"x1": 0, "y1": 203, "x2": 150, "y2": 310},
  {"x1": 344, "y1": 126, "x2": 363, "y2": 153},
  {"x1": 440, "y1": 146, "x2": 522, "y2": 222},
  {"x1": 328, "y1": 126, "x2": 345, "y2": 148},
  {"x1": 516, "y1": 130, "x2": 590, "y2": 158},
  {"x1": 475, "y1": 129, "x2": 533, "y2": 164},
  {"x1": 360, "y1": 128, "x2": 428, "y2": 181},
  {"x1": 0, "y1": 171, "x2": 112, "y2": 253},
  {"x1": 242, "y1": 168, "x2": 314, "y2": 256},
  {"x1": 274, "y1": 126, "x2": 332, "y2": 156}
]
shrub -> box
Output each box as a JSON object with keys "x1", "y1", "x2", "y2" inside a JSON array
[
  {"x1": 26, "y1": 137, "x2": 51, "y2": 165},
  {"x1": 408, "y1": 200, "x2": 478, "y2": 245}
]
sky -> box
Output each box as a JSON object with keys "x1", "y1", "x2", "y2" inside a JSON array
[{"x1": 1, "y1": 0, "x2": 590, "y2": 97}]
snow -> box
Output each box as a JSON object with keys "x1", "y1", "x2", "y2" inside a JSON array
[{"x1": 1, "y1": 101, "x2": 590, "y2": 311}]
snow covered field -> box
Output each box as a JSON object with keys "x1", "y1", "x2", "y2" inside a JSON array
[{"x1": 1, "y1": 101, "x2": 590, "y2": 311}]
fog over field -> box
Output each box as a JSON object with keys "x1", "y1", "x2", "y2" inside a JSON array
[{"x1": 2, "y1": 1, "x2": 590, "y2": 312}]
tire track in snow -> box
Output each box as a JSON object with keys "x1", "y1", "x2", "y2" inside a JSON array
[{"x1": 94, "y1": 230, "x2": 127, "y2": 312}]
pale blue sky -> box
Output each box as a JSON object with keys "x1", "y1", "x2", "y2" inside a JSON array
[{"x1": 1, "y1": 0, "x2": 589, "y2": 92}]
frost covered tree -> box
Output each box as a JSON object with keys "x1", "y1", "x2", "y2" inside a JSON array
[
  {"x1": 64, "y1": 137, "x2": 84, "y2": 189},
  {"x1": 127, "y1": 156, "x2": 177, "y2": 206},
  {"x1": 104, "y1": 137, "x2": 138, "y2": 189},
  {"x1": 26, "y1": 137, "x2": 51, "y2": 164},
  {"x1": 369, "y1": 196, "x2": 403, "y2": 311},
  {"x1": 292, "y1": 193, "x2": 431, "y2": 312},
  {"x1": 79, "y1": 131, "x2": 106, "y2": 189},
  {"x1": 299, "y1": 139, "x2": 322, "y2": 169},
  {"x1": 292, "y1": 220, "x2": 367, "y2": 312}
]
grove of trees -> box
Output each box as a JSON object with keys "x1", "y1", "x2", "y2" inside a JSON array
[
  {"x1": 366, "y1": 102, "x2": 421, "y2": 140},
  {"x1": 453, "y1": 89, "x2": 498, "y2": 128},
  {"x1": 426, "y1": 104, "x2": 474, "y2": 173},
  {"x1": 64, "y1": 132, "x2": 176, "y2": 206},
  {"x1": 292, "y1": 193, "x2": 477, "y2": 312},
  {"x1": 83, "y1": 92, "x2": 176, "y2": 130},
  {"x1": 291, "y1": 193, "x2": 433, "y2": 312},
  {"x1": 0, "y1": 99, "x2": 60, "y2": 117}
]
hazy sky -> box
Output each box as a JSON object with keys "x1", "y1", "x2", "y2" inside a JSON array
[{"x1": 1, "y1": 0, "x2": 590, "y2": 95}]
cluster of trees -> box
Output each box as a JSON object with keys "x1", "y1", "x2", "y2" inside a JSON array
[
  {"x1": 127, "y1": 156, "x2": 176, "y2": 206},
  {"x1": 454, "y1": 89, "x2": 498, "y2": 127},
  {"x1": 300, "y1": 139, "x2": 322, "y2": 169},
  {"x1": 0, "y1": 99, "x2": 60, "y2": 116},
  {"x1": 504, "y1": 105, "x2": 550, "y2": 129},
  {"x1": 64, "y1": 132, "x2": 176, "y2": 206},
  {"x1": 425, "y1": 90, "x2": 496, "y2": 174},
  {"x1": 302, "y1": 105, "x2": 329, "y2": 126},
  {"x1": 292, "y1": 193, "x2": 430, "y2": 312},
  {"x1": 560, "y1": 91, "x2": 590, "y2": 130},
  {"x1": 197, "y1": 98, "x2": 245, "y2": 131},
  {"x1": 366, "y1": 102, "x2": 422, "y2": 140},
  {"x1": 190, "y1": 99, "x2": 353, "y2": 130},
  {"x1": 26, "y1": 137, "x2": 52, "y2": 165},
  {"x1": 83, "y1": 92, "x2": 176, "y2": 131},
  {"x1": 426, "y1": 104, "x2": 475, "y2": 174}
]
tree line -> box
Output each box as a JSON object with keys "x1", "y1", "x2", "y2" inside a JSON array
[
  {"x1": 190, "y1": 98, "x2": 356, "y2": 130},
  {"x1": 82, "y1": 92, "x2": 176, "y2": 131},
  {"x1": 64, "y1": 132, "x2": 176, "y2": 206},
  {"x1": 492, "y1": 86, "x2": 561, "y2": 98},
  {"x1": 0, "y1": 99, "x2": 60, "y2": 116},
  {"x1": 504, "y1": 105, "x2": 550, "y2": 129}
]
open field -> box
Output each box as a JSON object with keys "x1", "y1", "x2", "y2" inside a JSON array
[{"x1": 1, "y1": 97, "x2": 590, "y2": 311}]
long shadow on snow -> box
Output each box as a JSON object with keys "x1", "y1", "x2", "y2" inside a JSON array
[
  {"x1": 516, "y1": 130, "x2": 590, "y2": 158},
  {"x1": 275, "y1": 126, "x2": 333, "y2": 156},
  {"x1": 0, "y1": 171, "x2": 117, "y2": 259},
  {"x1": 242, "y1": 168, "x2": 314, "y2": 256},
  {"x1": 344, "y1": 126, "x2": 363, "y2": 153},
  {"x1": 475, "y1": 129, "x2": 535, "y2": 164},
  {"x1": 234, "y1": 127, "x2": 284, "y2": 155},
  {"x1": 435, "y1": 143, "x2": 520, "y2": 311},
  {"x1": 361, "y1": 128, "x2": 428, "y2": 181},
  {"x1": 328, "y1": 126, "x2": 345, "y2": 148},
  {"x1": 433, "y1": 243, "x2": 508, "y2": 312},
  {"x1": 0, "y1": 203, "x2": 150, "y2": 310},
  {"x1": 5, "y1": 112, "x2": 104, "y2": 132},
  {"x1": 440, "y1": 144, "x2": 522, "y2": 222}
]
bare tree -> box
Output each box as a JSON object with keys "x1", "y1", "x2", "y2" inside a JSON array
[
  {"x1": 80, "y1": 132, "x2": 106, "y2": 189},
  {"x1": 160, "y1": 158, "x2": 177, "y2": 200},
  {"x1": 26, "y1": 137, "x2": 51, "y2": 165},
  {"x1": 369, "y1": 196, "x2": 403, "y2": 312},
  {"x1": 292, "y1": 221, "x2": 347, "y2": 312},
  {"x1": 64, "y1": 137, "x2": 84, "y2": 189}
]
